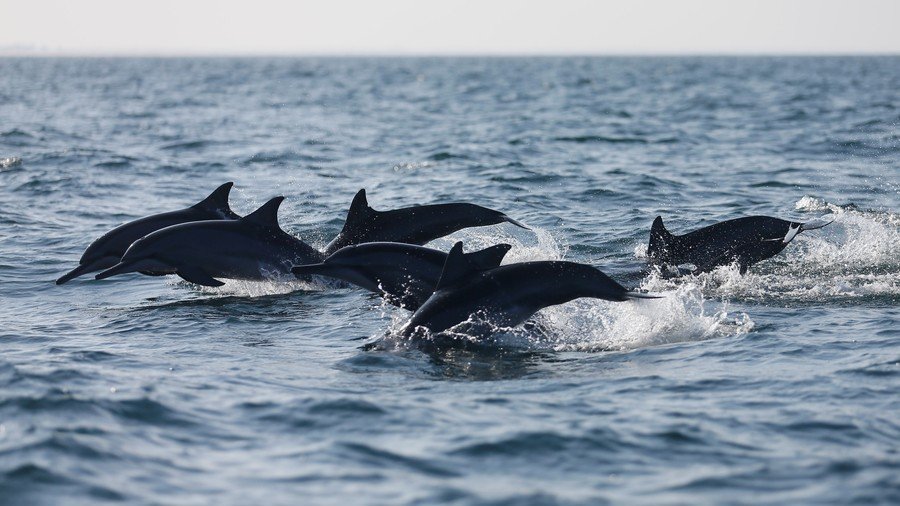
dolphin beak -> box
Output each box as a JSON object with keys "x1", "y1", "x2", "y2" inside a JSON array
[
  {"x1": 57, "y1": 263, "x2": 95, "y2": 285},
  {"x1": 95, "y1": 261, "x2": 139, "y2": 280},
  {"x1": 56, "y1": 256, "x2": 120, "y2": 285}
]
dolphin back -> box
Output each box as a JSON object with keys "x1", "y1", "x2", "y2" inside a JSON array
[{"x1": 325, "y1": 189, "x2": 527, "y2": 254}]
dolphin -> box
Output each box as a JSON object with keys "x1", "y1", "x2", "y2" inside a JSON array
[
  {"x1": 648, "y1": 214, "x2": 835, "y2": 275},
  {"x1": 401, "y1": 242, "x2": 653, "y2": 338},
  {"x1": 291, "y1": 242, "x2": 512, "y2": 310},
  {"x1": 94, "y1": 197, "x2": 323, "y2": 287},
  {"x1": 323, "y1": 189, "x2": 528, "y2": 255},
  {"x1": 56, "y1": 182, "x2": 239, "y2": 284}
]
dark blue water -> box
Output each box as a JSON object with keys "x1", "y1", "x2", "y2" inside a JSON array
[{"x1": 1, "y1": 57, "x2": 898, "y2": 505}]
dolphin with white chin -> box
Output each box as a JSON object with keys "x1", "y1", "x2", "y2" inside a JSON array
[
  {"x1": 648, "y1": 214, "x2": 834, "y2": 275},
  {"x1": 56, "y1": 182, "x2": 239, "y2": 284},
  {"x1": 324, "y1": 189, "x2": 528, "y2": 255},
  {"x1": 291, "y1": 242, "x2": 512, "y2": 310},
  {"x1": 94, "y1": 197, "x2": 323, "y2": 287},
  {"x1": 401, "y1": 242, "x2": 655, "y2": 338}
]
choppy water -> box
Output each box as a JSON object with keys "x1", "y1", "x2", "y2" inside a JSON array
[{"x1": 1, "y1": 57, "x2": 898, "y2": 505}]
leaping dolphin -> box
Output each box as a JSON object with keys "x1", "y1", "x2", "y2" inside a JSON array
[
  {"x1": 324, "y1": 189, "x2": 528, "y2": 255},
  {"x1": 94, "y1": 197, "x2": 323, "y2": 287},
  {"x1": 401, "y1": 242, "x2": 653, "y2": 338},
  {"x1": 291, "y1": 242, "x2": 512, "y2": 310},
  {"x1": 56, "y1": 182, "x2": 239, "y2": 284},
  {"x1": 648, "y1": 214, "x2": 834, "y2": 275}
]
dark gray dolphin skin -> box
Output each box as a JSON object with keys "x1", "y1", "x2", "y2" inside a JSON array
[
  {"x1": 94, "y1": 197, "x2": 323, "y2": 287},
  {"x1": 56, "y1": 182, "x2": 239, "y2": 284},
  {"x1": 291, "y1": 242, "x2": 512, "y2": 310},
  {"x1": 323, "y1": 189, "x2": 528, "y2": 255},
  {"x1": 648, "y1": 214, "x2": 834, "y2": 275},
  {"x1": 401, "y1": 242, "x2": 652, "y2": 338}
]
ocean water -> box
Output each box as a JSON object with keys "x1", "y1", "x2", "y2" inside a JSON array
[{"x1": 0, "y1": 56, "x2": 898, "y2": 505}]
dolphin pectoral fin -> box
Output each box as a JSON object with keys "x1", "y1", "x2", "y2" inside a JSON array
[
  {"x1": 56, "y1": 256, "x2": 120, "y2": 284},
  {"x1": 176, "y1": 266, "x2": 224, "y2": 287}
]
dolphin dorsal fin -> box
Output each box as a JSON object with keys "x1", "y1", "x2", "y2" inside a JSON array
[
  {"x1": 242, "y1": 196, "x2": 285, "y2": 227},
  {"x1": 194, "y1": 182, "x2": 235, "y2": 213},
  {"x1": 651, "y1": 216, "x2": 672, "y2": 240},
  {"x1": 343, "y1": 189, "x2": 376, "y2": 229},
  {"x1": 648, "y1": 216, "x2": 675, "y2": 260},
  {"x1": 435, "y1": 242, "x2": 481, "y2": 290},
  {"x1": 464, "y1": 243, "x2": 511, "y2": 271}
]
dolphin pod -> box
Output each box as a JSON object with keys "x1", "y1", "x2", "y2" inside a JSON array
[
  {"x1": 59, "y1": 181, "x2": 836, "y2": 342},
  {"x1": 60, "y1": 184, "x2": 526, "y2": 286},
  {"x1": 56, "y1": 182, "x2": 239, "y2": 284},
  {"x1": 648, "y1": 214, "x2": 834, "y2": 275},
  {"x1": 291, "y1": 242, "x2": 512, "y2": 310},
  {"x1": 95, "y1": 197, "x2": 322, "y2": 286}
]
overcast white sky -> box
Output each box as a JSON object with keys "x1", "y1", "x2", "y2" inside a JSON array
[{"x1": 2, "y1": 0, "x2": 898, "y2": 55}]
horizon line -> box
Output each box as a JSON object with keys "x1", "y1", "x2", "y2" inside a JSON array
[{"x1": 2, "y1": 49, "x2": 899, "y2": 58}]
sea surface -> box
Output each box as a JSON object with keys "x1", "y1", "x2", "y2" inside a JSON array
[{"x1": 1, "y1": 56, "x2": 898, "y2": 505}]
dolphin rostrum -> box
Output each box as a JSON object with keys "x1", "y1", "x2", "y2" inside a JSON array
[
  {"x1": 401, "y1": 242, "x2": 653, "y2": 338},
  {"x1": 324, "y1": 189, "x2": 528, "y2": 255},
  {"x1": 648, "y1": 214, "x2": 834, "y2": 275},
  {"x1": 56, "y1": 182, "x2": 239, "y2": 284},
  {"x1": 94, "y1": 197, "x2": 323, "y2": 287},
  {"x1": 291, "y1": 242, "x2": 512, "y2": 310}
]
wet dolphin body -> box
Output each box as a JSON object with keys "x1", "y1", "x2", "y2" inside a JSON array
[
  {"x1": 648, "y1": 214, "x2": 834, "y2": 275},
  {"x1": 324, "y1": 189, "x2": 528, "y2": 255},
  {"x1": 56, "y1": 182, "x2": 239, "y2": 284},
  {"x1": 94, "y1": 197, "x2": 323, "y2": 287},
  {"x1": 401, "y1": 242, "x2": 653, "y2": 338},
  {"x1": 291, "y1": 242, "x2": 512, "y2": 310}
]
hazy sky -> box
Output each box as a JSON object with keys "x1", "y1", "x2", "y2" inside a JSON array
[{"x1": 2, "y1": 0, "x2": 898, "y2": 55}]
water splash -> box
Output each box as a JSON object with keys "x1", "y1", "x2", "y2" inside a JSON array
[{"x1": 639, "y1": 197, "x2": 900, "y2": 301}]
